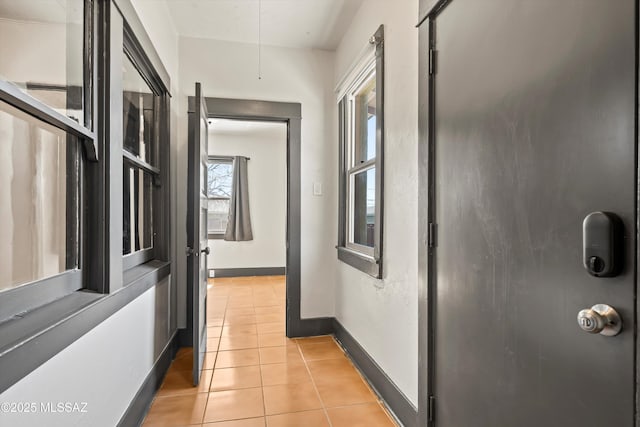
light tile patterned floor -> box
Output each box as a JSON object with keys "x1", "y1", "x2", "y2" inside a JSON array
[{"x1": 142, "y1": 276, "x2": 397, "y2": 427}]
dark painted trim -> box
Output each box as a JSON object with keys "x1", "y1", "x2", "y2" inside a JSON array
[
  {"x1": 190, "y1": 97, "x2": 301, "y2": 120},
  {"x1": 123, "y1": 149, "x2": 161, "y2": 175},
  {"x1": 337, "y1": 247, "x2": 380, "y2": 278},
  {"x1": 334, "y1": 319, "x2": 418, "y2": 427},
  {"x1": 0, "y1": 261, "x2": 170, "y2": 394},
  {"x1": 417, "y1": 0, "x2": 450, "y2": 26},
  {"x1": 417, "y1": 14, "x2": 431, "y2": 427},
  {"x1": 210, "y1": 267, "x2": 286, "y2": 278},
  {"x1": 117, "y1": 332, "x2": 179, "y2": 427},
  {"x1": 185, "y1": 97, "x2": 312, "y2": 341},
  {"x1": 123, "y1": 248, "x2": 155, "y2": 271},
  {"x1": 289, "y1": 317, "x2": 334, "y2": 338},
  {"x1": 112, "y1": 0, "x2": 170, "y2": 94},
  {"x1": 0, "y1": 270, "x2": 83, "y2": 323}
]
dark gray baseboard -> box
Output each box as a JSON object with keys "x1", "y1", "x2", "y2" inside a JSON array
[
  {"x1": 210, "y1": 267, "x2": 286, "y2": 278},
  {"x1": 117, "y1": 332, "x2": 179, "y2": 427},
  {"x1": 333, "y1": 319, "x2": 418, "y2": 427},
  {"x1": 287, "y1": 316, "x2": 334, "y2": 338}
]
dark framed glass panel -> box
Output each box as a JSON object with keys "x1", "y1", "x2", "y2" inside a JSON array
[
  {"x1": 122, "y1": 52, "x2": 156, "y2": 166},
  {"x1": 207, "y1": 159, "x2": 233, "y2": 236},
  {"x1": 123, "y1": 165, "x2": 153, "y2": 255},
  {"x1": 352, "y1": 167, "x2": 376, "y2": 248},
  {"x1": 354, "y1": 76, "x2": 376, "y2": 165},
  {"x1": 0, "y1": 99, "x2": 79, "y2": 291},
  {"x1": 0, "y1": 0, "x2": 86, "y2": 123}
]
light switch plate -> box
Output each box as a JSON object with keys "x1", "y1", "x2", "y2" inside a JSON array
[{"x1": 313, "y1": 182, "x2": 323, "y2": 196}]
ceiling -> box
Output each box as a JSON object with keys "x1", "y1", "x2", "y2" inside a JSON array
[
  {"x1": 0, "y1": 0, "x2": 82, "y2": 24},
  {"x1": 161, "y1": 0, "x2": 364, "y2": 50}
]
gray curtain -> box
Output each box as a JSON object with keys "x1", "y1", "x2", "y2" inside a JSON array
[{"x1": 224, "y1": 156, "x2": 253, "y2": 241}]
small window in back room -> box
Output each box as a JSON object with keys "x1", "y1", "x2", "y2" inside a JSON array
[{"x1": 207, "y1": 158, "x2": 233, "y2": 238}]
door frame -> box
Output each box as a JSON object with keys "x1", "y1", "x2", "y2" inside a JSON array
[
  {"x1": 417, "y1": 0, "x2": 640, "y2": 425},
  {"x1": 186, "y1": 96, "x2": 329, "y2": 338}
]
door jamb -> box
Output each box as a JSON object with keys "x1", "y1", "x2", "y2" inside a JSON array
[{"x1": 186, "y1": 97, "x2": 332, "y2": 338}]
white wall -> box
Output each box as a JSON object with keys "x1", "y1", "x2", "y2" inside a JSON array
[
  {"x1": 0, "y1": 283, "x2": 169, "y2": 427},
  {"x1": 208, "y1": 122, "x2": 287, "y2": 270},
  {"x1": 177, "y1": 38, "x2": 338, "y2": 319},
  {"x1": 333, "y1": 0, "x2": 419, "y2": 407}
]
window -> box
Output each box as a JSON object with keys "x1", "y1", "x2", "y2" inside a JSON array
[
  {"x1": 0, "y1": 0, "x2": 87, "y2": 123},
  {"x1": 0, "y1": 100, "x2": 80, "y2": 292},
  {"x1": 0, "y1": 0, "x2": 93, "y2": 319},
  {"x1": 207, "y1": 157, "x2": 233, "y2": 238},
  {"x1": 122, "y1": 52, "x2": 157, "y2": 258},
  {"x1": 337, "y1": 25, "x2": 384, "y2": 278}
]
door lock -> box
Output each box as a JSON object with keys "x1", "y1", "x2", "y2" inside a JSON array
[{"x1": 577, "y1": 304, "x2": 622, "y2": 336}]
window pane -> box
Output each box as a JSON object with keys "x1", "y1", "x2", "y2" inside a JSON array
[
  {"x1": 354, "y1": 77, "x2": 376, "y2": 164},
  {"x1": 123, "y1": 53, "x2": 156, "y2": 165},
  {"x1": 352, "y1": 168, "x2": 376, "y2": 248},
  {"x1": 0, "y1": 1, "x2": 85, "y2": 123},
  {"x1": 208, "y1": 199, "x2": 229, "y2": 235},
  {"x1": 123, "y1": 166, "x2": 153, "y2": 255},
  {"x1": 0, "y1": 100, "x2": 79, "y2": 291},
  {"x1": 208, "y1": 161, "x2": 233, "y2": 198}
]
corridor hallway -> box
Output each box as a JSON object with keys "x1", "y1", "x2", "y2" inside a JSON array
[{"x1": 142, "y1": 276, "x2": 398, "y2": 426}]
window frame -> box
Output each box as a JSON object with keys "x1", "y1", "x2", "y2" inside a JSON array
[
  {"x1": 207, "y1": 155, "x2": 234, "y2": 239},
  {"x1": 0, "y1": 0, "x2": 174, "y2": 396},
  {"x1": 120, "y1": 23, "x2": 169, "y2": 271},
  {"x1": 0, "y1": 0, "x2": 97, "y2": 319},
  {"x1": 337, "y1": 25, "x2": 385, "y2": 279}
]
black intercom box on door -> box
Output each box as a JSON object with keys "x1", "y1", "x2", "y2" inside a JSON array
[{"x1": 583, "y1": 212, "x2": 623, "y2": 277}]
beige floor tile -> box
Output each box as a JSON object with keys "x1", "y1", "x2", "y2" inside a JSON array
[
  {"x1": 208, "y1": 326, "x2": 223, "y2": 338},
  {"x1": 257, "y1": 333, "x2": 287, "y2": 348},
  {"x1": 256, "y1": 322, "x2": 285, "y2": 335},
  {"x1": 255, "y1": 313, "x2": 284, "y2": 323},
  {"x1": 208, "y1": 318, "x2": 225, "y2": 327},
  {"x1": 216, "y1": 349, "x2": 261, "y2": 368},
  {"x1": 266, "y1": 410, "x2": 330, "y2": 427},
  {"x1": 222, "y1": 324, "x2": 258, "y2": 337},
  {"x1": 211, "y1": 365, "x2": 263, "y2": 391},
  {"x1": 203, "y1": 352, "x2": 217, "y2": 370},
  {"x1": 306, "y1": 358, "x2": 362, "y2": 383},
  {"x1": 315, "y1": 376, "x2": 376, "y2": 408},
  {"x1": 203, "y1": 388, "x2": 265, "y2": 423},
  {"x1": 203, "y1": 418, "x2": 266, "y2": 427},
  {"x1": 172, "y1": 348, "x2": 193, "y2": 372},
  {"x1": 224, "y1": 306, "x2": 255, "y2": 316},
  {"x1": 262, "y1": 382, "x2": 323, "y2": 415},
  {"x1": 260, "y1": 362, "x2": 311, "y2": 386},
  {"x1": 143, "y1": 393, "x2": 208, "y2": 426},
  {"x1": 157, "y1": 368, "x2": 212, "y2": 396},
  {"x1": 218, "y1": 335, "x2": 259, "y2": 351},
  {"x1": 326, "y1": 403, "x2": 397, "y2": 427},
  {"x1": 259, "y1": 346, "x2": 303, "y2": 365},
  {"x1": 299, "y1": 341, "x2": 346, "y2": 361},
  {"x1": 295, "y1": 336, "x2": 335, "y2": 347},
  {"x1": 207, "y1": 338, "x2": 220, "y2": 352},
  {"x1": 224, "y1": 314, "x2": 258, "y2": 325}
]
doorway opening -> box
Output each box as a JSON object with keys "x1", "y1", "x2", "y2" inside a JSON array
[{"x1": 206, "y1": 118, "x2": 287, "y2": 279}]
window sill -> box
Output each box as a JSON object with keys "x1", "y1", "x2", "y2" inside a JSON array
[
  {"x1": 337, "y1": 246, "x2": 381, "y2": 279},
  {"x1": 0, "y1": 260, "x2": 170, "y2": 394},
  {"x1": 208, "y1": 233, "x2": 226, "y2": 240}
]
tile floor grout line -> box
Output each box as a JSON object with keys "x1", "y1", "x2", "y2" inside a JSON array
[{"x1": 296, "y1": 339, "x2": 335, "y2": 427}]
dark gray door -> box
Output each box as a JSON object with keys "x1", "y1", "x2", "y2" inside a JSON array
[
  {"x1": 430, "y1": 1, "x2": 636, "y2": 425},
  {"x1": 187, "y1": 82, "x2": 209, "y2": 386}
]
